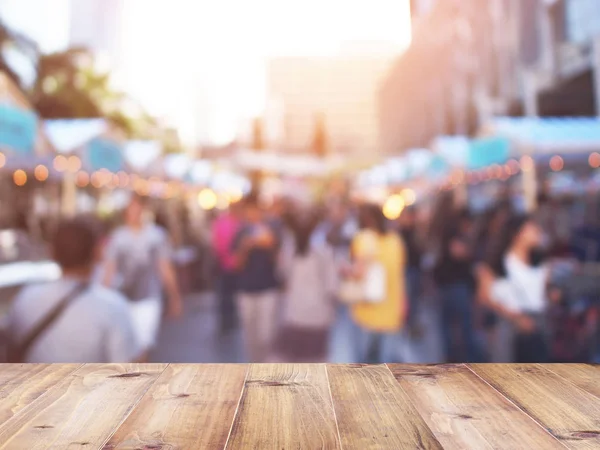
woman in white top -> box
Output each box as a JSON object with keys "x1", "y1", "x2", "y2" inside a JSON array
[
  {"x1": 274, "y1": 211, "x2": 338, "y2": 362},
  {"x1": 484, "y1": 215, "x2": 552, "y2": 363}
]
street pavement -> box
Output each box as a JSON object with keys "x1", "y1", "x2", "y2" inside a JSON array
[{"x1": 151, "y1": 292, "x2": 445, "y2": 363}]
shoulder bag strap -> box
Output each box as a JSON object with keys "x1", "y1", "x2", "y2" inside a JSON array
[{"x1": 11, "y1": 282, "x2": 88, "y2": 363}]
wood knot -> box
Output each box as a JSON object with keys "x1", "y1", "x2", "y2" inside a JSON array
[
  {"x1": 570, "y1": 431, "x2": 600, "y2": 439},
  {"x1": 108, "y1": 372, "x2": 146, "y2": 379},
  {"x1": 247, "y1": 381, "x2": 289, "y2": 387},
  {"x1": 34, "y1": 425, "x2": 54, "y2": 429}
]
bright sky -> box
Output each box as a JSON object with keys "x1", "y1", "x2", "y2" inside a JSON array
[
  {"x1": 0, "y1": 0, "x2": 412, "y2": 146},
  {"x1": 118, "y1": 0, "x2": 412, "y2": 146}
]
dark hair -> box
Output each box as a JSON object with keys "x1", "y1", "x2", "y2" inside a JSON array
[
  {"x1": 488, "y1": 214, "x2": 532, "y2": 276},
  {"x1": 291, "y1": 213, "x2": 319, "y2": 256},
  {"x1": 358, "y1": 203, "x2": 386, "y2": 234},
  {"x1": 130, "y1": 193, "x2": 149, "y2": 208},
  {"x1": 241, "y1": 193, "x2": 260, "y2": 209},
  {"x1": 52, "y1": 217, "x2": 100, "y2": 270}
]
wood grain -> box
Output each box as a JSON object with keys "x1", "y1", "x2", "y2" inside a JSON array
[
  {"x1": 226, "y1": 364, "x2": 341, "y2": 449},
  {"x1": 327, "y1": 364, "x2": 442, "y2": 449},
  {"x1": 104, "y1": 364, "x2": 247, "y2": 449},
  {"x1": 388, "y1": 363, "x2": 564, "y2": 449},
  {"x1": 0, "y1": 365, "x2": 81, "y2": 425},
  {"x1": 471, "y1": 364, "x2": 600, "y2": 449},
  {"x1": 0, "y1": 363, "x2": 167, "y2": 450},
  {"x1": 543, "y1": 364, "x2": 600, "y2": 399}
]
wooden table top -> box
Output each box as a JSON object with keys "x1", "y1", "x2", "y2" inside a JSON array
[{"x1": 0, "y1": 363, "x2": 598, "y2": 449}]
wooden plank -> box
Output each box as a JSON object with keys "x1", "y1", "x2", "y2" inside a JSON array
[
  {"x1": 544, "y1": 364, "x2": 600, "y2": 399},
  {"x1": 327, "y1": 364, "x2": 442, "y2": 449},
  {"x1": 471, "y1": 364, "x2": 600, "y2": 449},
  {"x1": 0, "y1": 365, "x2": 82, "y2": 425},
  {"x1": 104, "y1": 364, "x2": 247, "y2": 449},
  {"x1": 0, "y1": 363, "x2": 167, "y2": 450},
  {"x1": 226, "y1": 364, "x2": 341, "y2": 449},
  {"x1": 389, "y1": 364, "x2": 564, "y2": 449}
]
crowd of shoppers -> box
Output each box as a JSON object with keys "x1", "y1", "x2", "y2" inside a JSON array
[{"x1": 3, "y1": 186, "x2": 600, "y2": 365}]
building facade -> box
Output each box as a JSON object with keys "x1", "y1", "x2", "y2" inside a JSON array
[
  {"x1": 380, "y1": 0, "x2": 600, "y2": 155},
  {"x1": 267, "y1": 55, "x2": 396, "y2": 157}
]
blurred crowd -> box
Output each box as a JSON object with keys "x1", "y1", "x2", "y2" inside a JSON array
[{"x1": 2, "y1": 187, "x2": 600, "y2": 365}]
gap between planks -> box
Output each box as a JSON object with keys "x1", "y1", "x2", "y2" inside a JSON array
[
  {"x1": 222, "y1": 365, "x2": 250, "y2": 450},
  {"x1": 324, "y1": 363, "x2": 344, "y2": 450},
  {"x1": 463, "y1": 364, "x2": 569, "y2": 450}
]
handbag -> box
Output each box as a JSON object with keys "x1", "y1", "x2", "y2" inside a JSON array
[
  {"x1": 338, "y1": 233, "x2": 386, "y2": 305},
  {"x1": 1, "y1": 282, "x2": 88, "y2": 363}
]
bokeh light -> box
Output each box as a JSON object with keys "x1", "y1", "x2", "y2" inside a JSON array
[
  {"x1": 76, "y1": 171, "x2": 90, "y2": 187},
  {"x1": 67, "y1": 155, "x2": 82, "y2": 173},
  {"x1": 13, "y1": 170, "x2": 27, "y2": 186},
  {"x1": 401, "y1": 188, "x2": 416, "y2": 206},
  {"x1": 198, "y1": 188, "x2": 218, "y2": 210},
  {"x1": 0, "y1": 152, "x2": 5, "y2": 168},
  {"x1": 383, "y1": 194, "x2": 405, "y2": 220},
  {"x1": 53, "y1": 155, "x2": 68, "y2": 172},
  {"x1": 549, "y1": 155, "x2": 564, "y2": 172},
  {"x1": 589, "y1": 152, "x2": 600, "y2": 169},
  {"x1": 520, "y1": 156, "x2": 534, "y2": 173},
  {"x1": 34, "y1": 165, "x2": 49, "y2": 182}
]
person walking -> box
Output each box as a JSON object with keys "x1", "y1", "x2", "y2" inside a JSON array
[
  {"x1": 345, "y1": 204, "x2": 411, "y2": 364},
  {"x1": 6, "y1": 217, "x2": 140, "y2": 363},
  {"x1": 274, "y1": 212, "x2": 338, "y2": 362},
  {"x1": 434, "y1": 209, "x2": 481, "y2": 363},
  {"x1": 211, "y1": 202, "x2": 242, "y2": 335},
  {"x1": 398, "y1": 206, "x2": 424, "y2": 338},
  {"x1": 232, "y1": 195, "x2": 280, "y2": 362},
  {"x1": 102, "y1": 194, "x2": 183, "y2": 363},
  {"x1": 485, "y1": 215, "x2": 552, "y2": 363}
]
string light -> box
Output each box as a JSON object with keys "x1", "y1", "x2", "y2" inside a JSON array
[
  {"x1": 507, "y1": 159, "x2": 520, "y2": 175},
  {"x1": 117, "y1": 171, "x2": 129, "y2": 188},
  {"x1": 34, "y1": 165, "x2": 49, "y2": 182},
  {"x1": 67, "y1": 155, "x2": 82, "y2": 173},
  {"x1": 589, "y1": 152, "x2": 600, "y2": 169},
  {"x1": 91, "y1": 171, "x2": 104, "y2": 189},
  {"x1": 383, "y1": 194, "x2": 405, "y2": 220},
  {"x1": 76, "y1": 171, "x2": 90, "y2": 187},
  {"x1": 401, "y1": 189, "x2": 416, "y2": 206},
  {"x1": 197, "y1": 189, "x2": 217, "y2": 210},
  {"x1": 491, "y1": 164, "x2": 503, "y2": 179},
  {"x1": 549, "y1": 155, "x2": 564, "y2": 172},
  {"x1": 13, "y1": 170, "x2": 27, "y2": 186},
  {"x1": 53, "y1": 155, "x2": 68, "y2": 172}
]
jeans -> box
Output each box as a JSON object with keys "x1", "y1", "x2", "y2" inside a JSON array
[
  {"x1": 236, "y1": 290, "x2": 279, "y2": 362},
  {"x1": 350, "y1": 320, "x2": 415, "y2": 364},
  {"x1": 216, "y1": 271, "x2": 238, "y2": 333},
  {"x1": 406, "y1": 267, "x2": 421, "y2": 327},
  {"x1": 440, "y1": 282, "x2": 481, "y2": 363}
]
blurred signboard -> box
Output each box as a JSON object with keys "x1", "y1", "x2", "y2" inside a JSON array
[
  {"x1": 87, "y1": 137, "x2": 125, "y2": 172},
  {"x1": 0, "y1": 105, "x2": 37, "y2": 155},
  {"x1": 468, "y1": 137, "x2": 510, "y2": 170}
]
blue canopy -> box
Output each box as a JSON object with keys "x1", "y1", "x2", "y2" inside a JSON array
[
  {"x1": 86, "y1": 137, "x2": 126, "y2": 173},
  {"x1": 0, "y1": 105, "x2": 37, "y2": 155},
  {"x1": 468, "y1": 137, "x2": 511, "y2": 170},
  {"x1": 489, "y1": 117, "x2": 600, "y2": 153}
]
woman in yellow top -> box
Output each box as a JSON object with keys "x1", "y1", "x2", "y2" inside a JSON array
[{"x1": 347, "y1": 204, "x2": 409, "y2": 363}]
